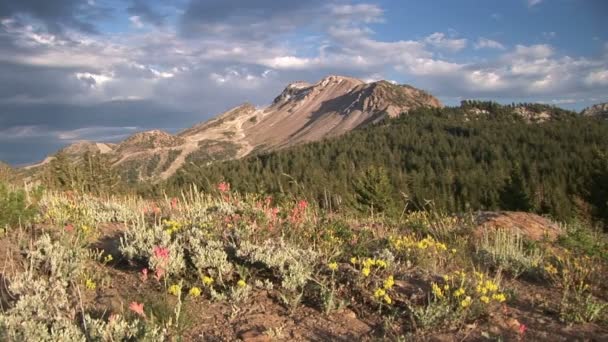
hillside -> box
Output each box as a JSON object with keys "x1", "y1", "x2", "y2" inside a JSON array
[
  {"x1": 23, "y1": 75, "x2": 443, "y2": 182},
  {"x1": 582, "y1": 102, "x2": 608, "y2": 119},
  {"x1": 169, "y1": 103, "x2": 608, "y2": 228}
]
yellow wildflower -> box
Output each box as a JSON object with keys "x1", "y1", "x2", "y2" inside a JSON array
[
  {"x1": 350, "y1": 257, "x2": 358, "y2": 264},
  {"x1": 480, "y1": 295, "x2": 490, "y2": 304},
  {"x1": 189, "y1": 287, "x2": 202, "y2": 297},
  {"x1": 383, "y1": 294, "x2": 392, "y2": 304},
  {"x1": 103, "y1": 254, "x2": 113, "y2": 263},
  {"x1": 453, "y1": 287, "x2": 465, "y2": 297},
  {"x1": 237, "y1": 279, "x2": 247, "y2": 288},
  {"x1": 461, "y1": 296, "x2": 472, "y2": 308},
  {"x1": 202, "y1": 276, "x2": 214, "y2": 286},
  {"x1": 383, "y1": 275, "x2": 395, "y2": 289},
  {"x1": 362, "y1": 267, "x2": 371, "y2": 277},
  {"x1": 328, "y1": 262, "x2": 338, "y2": 271},
  {"x1": 492, "y1": 293, "x2": 506, "y2": 303},
  {"x1": 374, "y1": 288, "x2": 386, "y2": 299},
  {"x1": 168, "y1": 284, "x2": 181, "y2": 296},
  {"x1": 431, "y1": 283, "x2": 444, "y2": 299},
  {"x1": 85, "y1": 278, "x2": 96, "y2": 291},
  {"x1": 376, "y1": 259, "x2": 388, "y2": 268}
]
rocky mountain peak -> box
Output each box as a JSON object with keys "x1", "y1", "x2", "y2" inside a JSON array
[{"x1": 115, "y1": 130, "x2": 184, "y2": 154}]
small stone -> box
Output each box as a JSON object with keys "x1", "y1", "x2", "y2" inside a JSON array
[{"x1": 238, "y1": 329, "x2": 270, "y2": 342}]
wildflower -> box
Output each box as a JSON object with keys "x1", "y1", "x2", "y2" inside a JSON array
[
  {"x1": 217, "y1": 181, "x2": 230, "y2": 193},
  {"x1": 154, "y1": 267, "x2": 165, "y2": 281},
  {"x1": 362, "y1": 267, "x2": 371, "y2": 277},
  {"x1": 237, "y1": 279, "x2": 247, "y2": 288},
  {"x1": 328, "y1": 262, "x2": 338, "y2": 271},
  {"x1": 168, "y1": 284, "x2": 181, "y2": 296},
  {"x1": 350, "y1": 257, "x2": 358, "y2": 265},
  {"x1": 453, "y1": 288, "x2": 465, "y2": 297},
  {"x1": 103, "y1": 254, "x2": 113, "y2": 263},
  {"x1": 451, "y1": 248, "x2": 457, "y2": 254},
  {"x1": 297, "y1": 199, "x2": 308, "y2": 211},
  {"x1": 375, "y1": 259, "x2": 388, "y2": 268},
  {"x1": 129, "y1": 302, "x2": 146, "y2": 318},
  {"x1": 383, "y1": 275, "x2": 395, "y2": 289},
  {"x1": 460, "y1": 296, "x2": 472, "y2": 308},
  {"x1": 480, "y1": 295, "x2": 490, "y2": 304},
  {"x1": 543, "y1": 264, "x2": 558, "y2": 275},
  {"x1": 492, "y1": 293, "x2": 506, "y2": 303},
  {"x1": 81, "y1": 225, "x2": 91, "y2": 234},
  {"x1": 153, "y1": 246, "x2": 170, "y2": 260},
  {"x1": 202, "y1": 276, "x2": 214, "y2": 286},
  {"x1": 170, "y1": 197, "x2": 178, "y2": 209},
  {"x1": 431, "y1": 283, "x2": 444, "y2": 299},
  {"x1": 85, "y1": 278, "x2": 96, "y2": 291},
  {"x1": 189, "y1": 287, "x2": 202, "y2": 297},
  {"x1": 518, "y1": 323, "x2": 528, "y2": 335},
  {"x1": 383, "y1": 294, "x2": 392, "y2": 304},
  {"x1": 65, "y1": 224, "x2": 74, "y2": 232},
  {"x1": 374, "y1": 288, "x2": 386, "y2": 299}
]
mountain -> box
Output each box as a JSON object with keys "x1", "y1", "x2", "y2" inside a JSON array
[
  {"x1": 25, "y1": 75, "x2": 443, "y2": 182},
  {"x1": 582, "y1": 102, "x2": 608, "y2": 119}
]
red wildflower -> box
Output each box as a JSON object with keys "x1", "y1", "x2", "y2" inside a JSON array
[
  {"x1": 64, "y1": 224, "x2": 74, "y2": 232},
  {"x1": 217, "y1": 181, "x2": 230, "y2": 193},
  {"x1": 129, "y1": 302, "x2": 146, "y2": 318}
]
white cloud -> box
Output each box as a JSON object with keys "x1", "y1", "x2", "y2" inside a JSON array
[
  {"x1": 424, "y1": 32, "x2": 467, "y2": 52},
  {"x1": 474, "y1": 38, "x2": 505, "y2": 50},
  {"x1": 528, "y1": 0, "x2": 543, "y2": 7},
  {"x1": 510, "y1": 44, "x2": 554, "y2": 59},
  {"x1": 261, "y1": 56, "x2": 317, "y2": 70},
  {"x1": 329, "y1": 4, "x2": 384, "y2": 23},
  {"x1": 585, "y1": 70, "x2": 608, "y2": 86},
  {"x1": 129, "y1": 16, "x2": 144, "y2": 29}
]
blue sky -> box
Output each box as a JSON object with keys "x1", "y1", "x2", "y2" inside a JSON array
[{"x1": 0, "y1": 0, "x2": 607, "y2": 165}]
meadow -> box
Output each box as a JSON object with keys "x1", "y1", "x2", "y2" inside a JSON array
[{"x1": 0, "y1": 182, "x2": 606, "y2": 341}]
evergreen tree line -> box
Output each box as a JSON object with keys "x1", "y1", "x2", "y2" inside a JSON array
[
  {"x1": 166, "y1": 104, "x2": 608, "y2": 228},
  {"x1": 40, "y1": 151, "x2": 122, "y2": 195}
]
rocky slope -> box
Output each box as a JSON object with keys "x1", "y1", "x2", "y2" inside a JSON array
[
  {"x1": 582, "y1": 102, "x2": 608, "y2": 119},
  {"x1": 25, "y1": 75, "x2": 443, "y2": 182}
]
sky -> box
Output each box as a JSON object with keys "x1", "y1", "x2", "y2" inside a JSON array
[{"x1": 0, "y1": 0, "x2": 607, "y2": 165}]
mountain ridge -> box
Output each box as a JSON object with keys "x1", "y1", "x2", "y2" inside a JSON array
[{"x1": 23, "y1": 75, "x2": 443, "y2": 182}]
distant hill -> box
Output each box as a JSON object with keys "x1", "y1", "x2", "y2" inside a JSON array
[{"x1": 582, "y1": 102, "x2": 608, "y2": 119}]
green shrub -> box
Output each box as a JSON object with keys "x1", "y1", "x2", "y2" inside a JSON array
[{"x1": 0, "y1": 183, "x2": 37, "y2": 229}]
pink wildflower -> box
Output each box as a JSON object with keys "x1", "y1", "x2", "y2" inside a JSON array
[
  {"x1": 519, "y1": 323, "x2": 527, "y2": 335},
  {"x1": 65, "y1": 224, "x2": 74, "y2": 232},
  {"x1": 129, "y1": 302, "x2": 146, "y2": 318},
  {"x1": 298, "y1": 200, "x2": 308, "y2": 211},
  {"x1": 170, "y1": 197, "x2": 179, "y2": 209},
  {"x1": 153, "y1": 246, "x2": 169, "y2": 260},
  {"x1": 141, "y1": 268, "x2": 148, "y2": 282},
  {"x1": 154, "y1": 267, "x2": 165, "y2": 281},
  {"x1": 217, "y1": 181, "x2": 230, "y2": 193}
]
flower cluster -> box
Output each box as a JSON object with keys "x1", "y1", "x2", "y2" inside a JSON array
[{"x1": 351, "y1": 257, "x2": 388, "y2": 277}]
